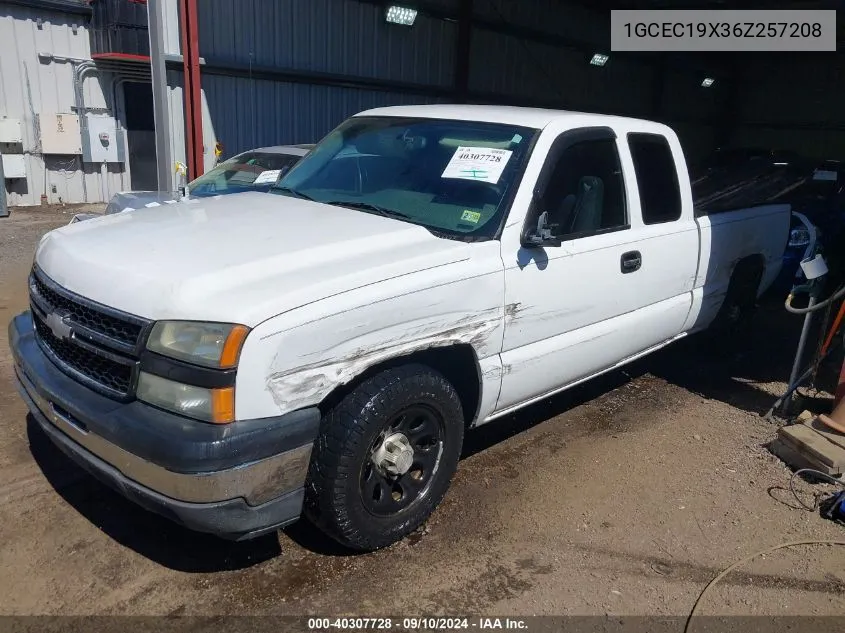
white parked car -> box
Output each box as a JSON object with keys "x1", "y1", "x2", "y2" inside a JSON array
[
  {"x1": 70, "y1": 144, "x2": 312, "y2": 223},
  {"x1": 11, "y1": 105, "x2": 790, "y2": 551}
]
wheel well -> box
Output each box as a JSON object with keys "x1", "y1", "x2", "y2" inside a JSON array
[
  {"x1": 730, "y1": 254, "x2": 765, "y2": 302},
  {"x1": 318, "y1": 345, "x2": 482, "y2": 427}
]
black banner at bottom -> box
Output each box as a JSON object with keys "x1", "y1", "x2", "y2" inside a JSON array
[{"x1": 1, "y1": 616, "x2": 845, "y2": 633}]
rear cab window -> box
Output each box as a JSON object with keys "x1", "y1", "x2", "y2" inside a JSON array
[{"x1": 628, "y1": 133, "x2": 682, "y2": 224}]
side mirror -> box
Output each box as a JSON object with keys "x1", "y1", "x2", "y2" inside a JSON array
[{"x1": 522, "y1": 210, "x2": 561, "y2": 248}]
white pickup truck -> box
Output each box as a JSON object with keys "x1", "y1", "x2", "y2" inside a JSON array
[{"x1": 10, "y1": 105, "x2": 790, "y2": 551}]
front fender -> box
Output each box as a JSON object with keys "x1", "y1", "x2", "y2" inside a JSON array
[{"x1": 233, "y1": 256, "x2": 506, "y2": 420}]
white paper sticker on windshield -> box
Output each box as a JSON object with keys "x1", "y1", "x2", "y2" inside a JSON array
[
  {"x1": 252, "y1": 169, "x2": 282, "y2": 185},
  {"x1": 813, "y1": 169, "x2": 837, "y2": 181},
  {"x1": 441, "y1": 147, "x2": 513, "y2": 184},
  {"x1": 144, "y1": 201, "x2": 161, "y2": 208}
]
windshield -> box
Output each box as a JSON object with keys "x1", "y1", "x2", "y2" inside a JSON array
[
  {"x1": 188, "y1": 151, "x2": 302, "y2": 197},
  {"x1": 272, "y1": 116, "x2": 538, "y2": 238}
]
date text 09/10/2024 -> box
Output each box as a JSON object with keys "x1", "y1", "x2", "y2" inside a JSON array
[{"x1": 307, "y1": 618, "x2": 528, "y2": 630}]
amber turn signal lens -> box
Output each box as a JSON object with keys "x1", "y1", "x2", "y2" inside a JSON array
[
  {"x1": 210, "y1": 387, "x2": 236, "y2": 424},
  {"x1": 219, "y1": 325, "x2": 250, "y2": 369}
]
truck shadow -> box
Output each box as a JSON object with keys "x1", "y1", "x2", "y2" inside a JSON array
[
  {"x1": 463, "y1": 300, "x2": 823, "y2": 460},
  {"x1": 643, "y1": 297, "x2": 839, "y2": 418},
  {"x1": 26, "y1": 414, "x2": 284, "y2": 572}
]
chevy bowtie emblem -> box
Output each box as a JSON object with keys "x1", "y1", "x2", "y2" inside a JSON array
[{"x1": 45, "y1": 311, "x2": 73, "y2": 341}]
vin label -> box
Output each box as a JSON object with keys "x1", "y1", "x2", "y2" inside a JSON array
[{"x1": 610, "y1": 10, "x2": 836, "y2": 52}]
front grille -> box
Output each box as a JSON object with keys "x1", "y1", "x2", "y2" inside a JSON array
[
  {"x1": 31, "y1": 274, "x2": 143, "y2": 347},
  {"x1": 33, "y1": 315, "x2": 133, "y2": 395},
  {"x1": 29, "y1": 266, "x2": 151, "y2": 400}
]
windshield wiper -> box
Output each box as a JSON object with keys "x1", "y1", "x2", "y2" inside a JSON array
[
  {"x1": 325, "y1": 200, "x2": 411, "y2": 220},
  {"x1": 273, "y1": 186, "x2": 316, "y2": 201}
]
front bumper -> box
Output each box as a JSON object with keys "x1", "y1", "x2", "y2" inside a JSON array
[{"x1": 10, "y1": 311, "x2": 321, "y2": 540}]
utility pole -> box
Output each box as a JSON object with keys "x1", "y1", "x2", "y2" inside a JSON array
[
  {"x1": 147, "y1": 0, "x2": 174, "y2": 192},
  {"x1": 0, "y1": 152, "x2": 8, "y2": 218}
]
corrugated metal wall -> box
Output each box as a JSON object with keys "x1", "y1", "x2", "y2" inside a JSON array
[
  {"x1": 202, "y1": 75, "x2": 447, "y2": 152},
  {"x1": 733, "y1": 55, "x2": 845, "y2": 160},
  {"x1": 473, "y1": 0, "x2": 607, "y2": 44},
  {"x1": 0, "y1": 4, "x2": 127, "y2": 206},
  {"x1": 89, "y1": 0, "x2": 149, "y2": 56},
  {"x1": 191, "y1": 0, "x2": 726, "y2": 164},
  {"x1": 199, "y1": 0, "x2": 455, "y2": 86},
  {"x1": 193, "y1": 0, "x2": 457, "y2": 160},
  {"x1": 467, "y1": 29, "x2": 655, "y2": 116},
  {"x1": 466, "y1": 0, "x2": 726, "y2": 158}
]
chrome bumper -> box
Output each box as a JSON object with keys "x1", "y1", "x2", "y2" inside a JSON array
[
  {"x1": 10, "y1": 311, "x2": 322, "y2": 539},
  {"x1": 16, "y1": 367, "x2": 311, "y2": 505}
]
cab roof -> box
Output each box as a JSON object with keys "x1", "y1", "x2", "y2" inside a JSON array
[{"x1": 355, "y1": 104, "x2": 663, "y2": 132}]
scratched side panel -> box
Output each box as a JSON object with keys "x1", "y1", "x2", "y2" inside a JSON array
[
  {"x1": 489, "y1": 293, "x2": 692, "y2": 421},
  {"x1": 234, "y1": 243, "x2": 506, "y2": 421}
]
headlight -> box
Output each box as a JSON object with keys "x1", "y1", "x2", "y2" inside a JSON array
[
  {"x1": 137, "y1": 372, "x2": 235, "y2": 423},
  {"x1": 146, "y1": 321, "x2": 249, "y2": 368},
  {"x1": 788, "y1": 228, "x2": 811, "y2": 248}
]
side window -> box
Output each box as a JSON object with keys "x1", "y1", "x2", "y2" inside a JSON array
[
  {"x1": 628, "y1": 133, "x2": 682, "y2": 224},
  {"x1": 540, "y1": 139, "x2": 628, "y2": 239}
]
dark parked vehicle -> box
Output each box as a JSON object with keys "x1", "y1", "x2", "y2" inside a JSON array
[{"x1": 770, "y1": 160, "x2": 845, "y2": 287}]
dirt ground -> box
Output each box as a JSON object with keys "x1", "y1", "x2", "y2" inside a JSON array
[{"x1": 1, "y1": 205, "x2": 844, "y2": 619}]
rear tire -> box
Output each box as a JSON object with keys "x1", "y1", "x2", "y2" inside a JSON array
[
  {"x1": 712, "y1": 259, "x2": 763, "y2": 343},
  {"x1": 304, "y1": 364, "x2": 464, "y2": 551}
]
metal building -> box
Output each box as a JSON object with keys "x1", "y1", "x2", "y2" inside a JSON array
[
  {"x1": 3, "y1": 0, "x2": 844, "y2": 204},
  {"x1": 157, "y1": 0, "x2": 728, "y2": 183},
  {"x1": 0, "y1": 0, "x2": 158, "y2": 206},
  {"x1": 154, "y1": 0, "x2": 845, "y2": 192}
]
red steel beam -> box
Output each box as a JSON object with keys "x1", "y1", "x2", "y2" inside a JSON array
[
  {"x1": 91, "y1": 53, "x2": 151, "y2": 63},
  {"x1": 179, "y1": 0, "x2": 204, "y2": 179}
]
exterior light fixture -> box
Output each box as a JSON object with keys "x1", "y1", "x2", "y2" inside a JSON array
[
  {"x1": 590, "y1": 53, "x2": 609, "y2": 67},
  {"x1": 385, "y1": 5, "x2": 418, "y2": 26},
  {"x1": 702, "y1": 77, "x2": 715, "y2": 87}
]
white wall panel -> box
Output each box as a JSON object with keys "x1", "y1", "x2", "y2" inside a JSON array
[{"x1": 0, "y1": 5, "x2": 126, "y2": 206}]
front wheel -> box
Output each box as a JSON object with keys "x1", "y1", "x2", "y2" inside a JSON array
[{"x1": 304, "y1": 364, "x2": 465, "y2": 551}]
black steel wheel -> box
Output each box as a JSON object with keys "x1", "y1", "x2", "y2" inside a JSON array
[
  {"x1": 359, "y1": 405, "x2": 445, "y2": 517},
  {"x1": 304, "y1": 364, "x2": 464, "y2": 551}
]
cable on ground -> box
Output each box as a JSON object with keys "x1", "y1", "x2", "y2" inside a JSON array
[
  {"x1": 789, "y1": 468, "x2": 845, "y2": 512},
  {"x1": 684, "y1": 540, "x2": 845, "y2": 633}
]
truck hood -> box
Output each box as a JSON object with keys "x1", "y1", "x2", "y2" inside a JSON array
[{"x1": 35, "y1": 192, "x2": 472, "y2": 326}]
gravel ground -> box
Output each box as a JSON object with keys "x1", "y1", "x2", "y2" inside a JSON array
[{"x1": 0, "y1": 205, "x2": 843, "y2": 620}]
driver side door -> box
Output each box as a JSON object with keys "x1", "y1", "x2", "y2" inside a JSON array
[{"x1": 494, "y1": 126, "x2": 688, "y2": 413}]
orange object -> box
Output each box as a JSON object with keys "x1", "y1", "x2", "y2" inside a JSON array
[
  {"x1": 210, "y1": 387, "x2": 235, "y2": 424},
  {"x1": 219, "y1": 325, "x2": 250, "y2": 368},
  {"x1": 819, "y1": 409, "x2": 845, "y2": 436}
]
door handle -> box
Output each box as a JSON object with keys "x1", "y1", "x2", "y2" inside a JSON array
[{"x1": 621, "y1": 251, "x2": 642, "y2": 274}]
